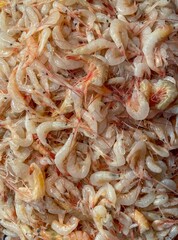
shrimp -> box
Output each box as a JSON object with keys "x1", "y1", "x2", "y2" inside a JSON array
[
  {"x1": 130, "y1": 209, "x2": 150, "y2": 234},
  {"x1": 36, "y1": 121, "x2": 74, "y2": 147},
  {"x1": 110, "y1": 19, "x2": 129, "y2": 53},
  {"x1": 17, "y1": 163, "x2": 45, "y2": 203},
  {"x1": 22, "y1": 36, "x2": 38, "y2": 69},
  {"x1": 94, "y1": 183, "x2": 117, "y2": 208},
  {"x1": 66, "y1": 149, "x2": 91, "y2": 179},
  {"x1": 146, "y1": 156, "x2": 162, "y2": 173},
  {"x1": 7, "y1": 68, "x2": 27, "y2": 113},
  {"x1": 51, "y1": 216, "x2": 79, "y2": 236},
  {"x1": 116, "y1": 0, "x2": 137, "y2": 15},
  {"x1": 82, "y1": 185, "x2": 95, "y2": 209},
  {"x1": 54, "y1": 131, "x2": 76, "y2": 174},
  {"x1": 38, "y1": 28, "x2": 51, "y2": 56},
  {"x1": 90, "y1": 171, "x2": 120, "y2": 186},
  {"x1": 117, "y1": 185, "x2": 141, "y2": 206},
  {"x1": 72, "y1": 39, "x2": 115, "y2": 55},
  {"x1": 142, "y1": 25, "x2": 173, "y2": 74},
  {"x1": 92, "y1": 205, "x2": 111, "y2": 238},
  {"x1": 105, "y1": 48, "x2": 125, "y2": 66},
  {"x1": 126, "y1": 86, "x2": 150, "y2": 121},
  {"x1": 69, "y1": 55, "x2": 109, "y2": 87},
  {"x1": 0, "y1": 57, "x2": 11, "y2": 78},
  {"x1": 150, "y1": 80, "x2": 177, "y2": 110},
  {"x1": 126, "y1": 141, "x2": 146, "y2": 174}
]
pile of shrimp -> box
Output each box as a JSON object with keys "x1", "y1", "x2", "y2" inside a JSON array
[{"x1": 0, "y1": 0, "x2": 178, "y2": 239}]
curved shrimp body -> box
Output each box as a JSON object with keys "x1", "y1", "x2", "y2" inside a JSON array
[
  {"x1": 150, "y1": 80, "x2": 178, "y2": 110},
  {"x1": 116, "y1": 0, "x2": 137, "y2": 16},
  {"x1": 110, "y1": 19, "x2": 129, "y2": 52},
  {"x1": 72, "y1": 39, "x2": 115, "y2": 55},
  {"x1": 126, "y1": 86, "x2": 150, "y2": 120},
  {"x1": 142, "y1": 25, "x2": 173, "y2": 74},
  {"x1": 22, "y1": 36, "x2": 38, "y2": 69}
]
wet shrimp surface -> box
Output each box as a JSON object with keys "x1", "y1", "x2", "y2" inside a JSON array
[{"x1": 0, "y1": 0, "x2": 178, "y2": 239}]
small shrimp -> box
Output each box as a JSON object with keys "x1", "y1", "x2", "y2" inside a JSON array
[
  {"x1": 114, "y1": 170, "x2": 136, "y2": 192},
  {"x1": 0, "y1": 57, "x2": 11, "y2": 78},
  {"x1": 116, "y1": 0, "x2": 137, "y2": 15},
  {"x1": 67, "y1": 149, "x2": 91, "y2": 179},
  {"x1": 94, "y1": 183, "x2": 117, "y2": 208},
  {"x1": 72, "y1": 39, "x2": 115, "y2": 55},
  {"x1": 126, "y1": 86, "x2": 150, "y2": 120},
  {"x1": 7, "y1": 68, "x2": 27, "y2": 113},
  {"x1": 0, "y1": 219, "x2": 25, "y2": 240},
  {"x1": 54, "y1": 131, "x2": 76, "y2": 174},
  {"x1": 90, "y1": 171, "x2": 120, "y2": 186},
  {"x1": 117, "y1": 185, "x2": 141, "y2": 206},
  {"x1": 92, "y1": 205, "x2": 111, "y2": 238},
  {"x1": 38, "y1": 27, "x2": 51, "y2": 56},
  {"x1": 36, "y1": 121, "x2": 74, "y2": 147},
  {"x1": 150, "y1": 80, "x2": 178, "y2": 110},
  {"x1": 142, "y1": 25, "x2": 173, "y2": 74},
  {"x1": 146, "y1": 156, "x2": 162, "y2": 173},
  {"x1": 51, "y1": 216, "x2": 79, "y2": 236},
  {"x1": 105, "y1": 48, "x2": 125, "y2": 66},
  {"x1": 22, "y1": 36, "x2": 38, "y2": 69},
  {"x1": 110, "y1": 19, "x2": 129, "y2": 53},
  {"x1": 130, "y1": 209, "x2": 150, "y2": 234},
  {"x1": 82, "y1": 185, "x2": 95, "y2": 209}
]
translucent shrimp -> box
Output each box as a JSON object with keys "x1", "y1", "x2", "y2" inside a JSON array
[
  {"x1": 92, "y1": 205, "x2": 111, "y2": 238},
  {"x1": 146, "y1": 156, "x2": 162, "y2": 173},
  {"x1": 142, "y1": 25, "x2": 173, "y2": 74},
  {"x1": 114, "y1": 170, "x2": 136, "y2": 192},
  {"x1": 116, "y1": 0, "x2": 137, "y2": 15},
  {"x1": 38, "y1": 28, "x2": 51, "y2": 56},
  {"x1": 117, "y1": 185, "x2": 141, "y2": 206},
  {"x1": 7, "y1": 68, "x2": 27, "y2": 113},
  {"x1": 17, "y1": 163, "x2": 45, "y2": 202},
  {"x1": 82, "y1": 185, "x2": 95, "y2": 209},
  {"x1": 54, "y1": 132, "x2": 76, "y2": 174},
  {"x1": 130, "y1": 209, "x2": 150, "y2": 234},
  {"x1": 0, "y1": 57, "x2": 11, "y2": 78},
  {"x1": 151, "y1": 80, "x2": 177, "y2": 110},
  {"x1": 72, "y1": 39, "x2": 115, "y2": 55},
  {"x1": 105, "y1": 48, "x2": 125, "y2": 66},
  {"x1": 51, "y1": 216, "x2": 79, "y2": 236},
  {"x1": 36, "y1": 121, "x2": 74, "y2": 147},
  {"x1": 126, "y1": 86, "x2": 150, "y2": 120},
  {"x1": 0, "y1": 219, "x2": 25, "y2": 240},
  {"x1": 94, "y1": 183, "x2": 117, "y2": 208},
  {"x1": 90, "y1": 171, "x2": 120, "y2": 186},
  {"x1": 22, "y1": 36, "x2": 38, "y2": 69},
  {"x1": 67, "y1": 149, "x2": 91, "y2": 179},
  {"x1": 110, "y1": 19, "x2": 129, "y2": 52}
]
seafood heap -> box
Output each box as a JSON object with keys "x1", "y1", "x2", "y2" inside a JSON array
[{"x1": 0, "y1": 0, "x2": 178, "y2": 239}]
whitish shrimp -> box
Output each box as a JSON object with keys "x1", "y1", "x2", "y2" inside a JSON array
[
  {"x1": 7, "y1": 68, "x2": 27, "y2": 113},
  {"x1": 92, "y1": 205, "x2": 111, "y2": 238},
  {"x1": 67, "y1": 149, "x2": 91, "y2": 179},
  {"x1": 117, "y1": 185, "x2": 141, "y2": 206},
  {"x1": 51, "y1": 216, "x2": 79, "y2": 236},
  {"x1": 72, "y1": 39, "x2": 115, "y2": 55},
  {"x1": 105, "y1": 48, "x2": 125, "y2": 66},
  {"x1": 69, "y1": 55, "x2": 109, "y2": 87},
  {"x1": 53, "y1": 54, "x2": 84, "y2": 70},
  {"x1": 36, "y1": 121, "x2": 74, "y2": 147},
  {"x1": 130, "y1": 209, "x2": 150, "y2": 234},
  {"x1": 116, "y1": 0, "x2": 137, "y2": 15},
  {"x1": 110, "y1": 19, "x2": 129, "y2": 52},
  {"x1": 126, "y1": 86, "x2": 150, "y2": 120},
  {"x1": 114, "y1": 170, "x2": 136, "y2": 192},
  {"x1": 94, "y1": 183, "x2": 117, "y2": 208},
  {"x1": 0, "y1": 219, "x2": 25, "y2": 240},
  {"x1": 146, "y1": 156, "x2": 162, "y2": 173},
  {"x1": 126, "y1": 141, "x2": 146, "y2": 174},
  {"x1": 135, "y1": 192, "x2": 156, "y2": 208},
  {"x1": 38, "y1": 28, "x2": 51, "y2": 56},
  {"x1": 22, "y1": 36, "x2": 38, "y2": 69},
  {"x1": 151, "y1": 80, "x2": 177, "y2": 110},
  {"x1": 90, "y1": 171, "x2": 120, "y2": 186},
  {"x1": 142, "y1": 25, "x2": 173, "y2": 74},
  {"x1": 0, "y1": 57, "x2": 11, "y2": 78},
  {"x1": 17, "y1": 163, "x2": 45, "y2": 202},
  {"x1": 82, "y1": 185, "x2": 95, "y2": 209},
  {"x1": 54, "y1": 132, "x2": 76, "y2": 174}
]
